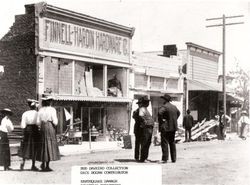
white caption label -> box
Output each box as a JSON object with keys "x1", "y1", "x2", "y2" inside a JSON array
[{"x1": 71, "y1": 165, "x2": 161, "y2": 185}]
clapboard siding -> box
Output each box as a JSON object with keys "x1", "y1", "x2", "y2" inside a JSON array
[
  {"x1": 188, "y1": 55, "x2": 218, "y2": 82},
  {"x1": 133, "y1": 52, "x2": 181, "y2": 75}
]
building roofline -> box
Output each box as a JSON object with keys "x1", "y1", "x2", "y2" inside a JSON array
[
  {"x1": 26, "y1": 2, "x2": 135, "y2": 38},
  {"x1": 186, "y1": 42, "x2": 221, "y2": 55}
]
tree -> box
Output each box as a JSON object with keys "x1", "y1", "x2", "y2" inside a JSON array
[{"x1": 228, "y1": 62, "x2": 249, "y2": 111}]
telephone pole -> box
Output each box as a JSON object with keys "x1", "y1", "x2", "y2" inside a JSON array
[{"x1": 206, "y1": 15, "x2": 244, "y2": 126}]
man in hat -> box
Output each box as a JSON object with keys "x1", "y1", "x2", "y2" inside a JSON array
[
  {"x1": 132, "y1": 101, "x2": 142, "y2": 161},
  {"x1": 0, "y1": 108, "x2": 14, "y2": 170},
  {"x1": 183, "y1": 109, "x2": 194, "y2": 142},
  {"x1": 133, "y1": 96, "x2": 154, "y2": 162},
  {"x1": 108, "y1": 74, "x2": 122, "y2": 97},
  {"x1": 238, "y1": 110, "x2": 250, "y2": 140},
  {"x1": 158, "y1": 94, "x2": 180, "y2": 163},
  {"x1": 218, "y1": 110, "x2": 231, "y2": 140}
]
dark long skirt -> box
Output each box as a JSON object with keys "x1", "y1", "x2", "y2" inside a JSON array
[
  {"x1": 19, "y1": 125, "x2": 40, "y2": 159},
  {"x1": 0, "y1": 131, "x2": 11, "y2": 167},
  {"x1": 37, "y1": 121, "x2": 60, "y2": 162}
]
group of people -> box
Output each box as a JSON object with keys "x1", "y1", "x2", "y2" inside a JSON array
[
  {"x1": 217, "y1": 109, "x2": 250, "y2": 140},
  {"x1": 132, "y1": 93, "x2": 250, "y2": 164},
  {"x1": 0, "y1": 96, "x2": 60, "y2": 171},
  {"x1": 133, "y1": 93, "x2": 181, "y2": 163}
]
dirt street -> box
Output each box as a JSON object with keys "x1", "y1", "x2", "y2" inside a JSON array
[{"x1": 0, "y1": 135, "x2": 249, "y2": 185}]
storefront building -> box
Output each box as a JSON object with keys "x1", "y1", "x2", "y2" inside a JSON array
[
  {"x1": 0, "y1": 2, "x2": 134, "y2": 143},
  {"x1": 129, "y1": 50, "x2": 184, "y2": 133},
  {"x1": 181, "y1": 42, "x2": 222, "y2": 122}
]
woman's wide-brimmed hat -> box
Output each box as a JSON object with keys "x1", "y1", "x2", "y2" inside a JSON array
[
  {"x1": 136, "y1": 96, "x2": 150, "y2": 104},
  {"x1": 241, "y1": 110, "x2": 247, "y2": 115},
  {"x1": 160, "y1": 93, "x2": 172, "y2": 102},
  {"x1": 41, "y1": 95, "x2": 54, "y2": 101},
  {"x1": 27, "y1": 99, "x2": 39, "y2": 107},
  {"x1": 0, "y1": 108, "x2": 13, "y2": 115}
]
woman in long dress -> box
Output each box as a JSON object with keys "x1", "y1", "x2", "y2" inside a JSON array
[
  {"x1": 19, "y1": 99, "x2": 40, "y2": 171},
  {"x1": 37, "y1": 96, "x2": 60, "y2": 171},
  {"x1": 0, "y1": 108, "x2": 14, "y2": 170}
]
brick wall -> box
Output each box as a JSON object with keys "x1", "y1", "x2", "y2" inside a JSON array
[{"x1": 0, "y1": 11, "x2": 36, "y2": 125}]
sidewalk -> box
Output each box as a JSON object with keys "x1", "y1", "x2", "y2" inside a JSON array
[
  {"x1": 59, "y1": 141, "x2": 122, "y2": 156},
  {"x1": 10, "y1": 140, "x2": 125, "y2": 156},
  {"x1": 11, "y1": 133, "x2": 244, "y2": 156}
]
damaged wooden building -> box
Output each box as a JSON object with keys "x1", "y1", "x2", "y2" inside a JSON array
[{"x1": 0, "y1": 2, "x2": 135, "y2": 144}]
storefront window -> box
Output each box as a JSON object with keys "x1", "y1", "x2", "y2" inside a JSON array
[
  {"x1": 150, "y1": 76, "x2": 164, "y2": 90},
  {"x1": 134, "y1": 73, "x2": 148, "y2": 89},
  {"x1": 107, "y1": 67, "x2": 127, "y2": 97},
  {"x1": 44, "y1": 57, "x2": 72, "y2": 95},
  {"x1": 81, "y1": 107, "x2": 104, "y2": 141},
  {"x1": 166, "y1": 78, "x2": 178, "y2": 90}
]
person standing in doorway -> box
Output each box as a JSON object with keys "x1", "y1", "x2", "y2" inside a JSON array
[
  {"x1": 238, "y1": 110, "x2": 250, "y2": 140},
  {"x1": 19, "y1": 99, "x2": 40, "y2": 171},
  {"x1": 183, "y1": 109, "x2": 194, "y2": 142},
  {"x1": 137, "y1": 96, "x2": 154, "y2": 163},
  {"x1": 158, "y1": 94, "x2": 180, "y2": 163},
  {"x1": 0, "y1": 108, "x2": 14, "y2": 170},
  {"x1": 37, "y1": 96, "x2": 60, "y2": 171}
]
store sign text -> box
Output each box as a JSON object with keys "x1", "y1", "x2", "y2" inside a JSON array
[{"x1": 44, "y1": 19, "x2": 129, "y2": 56}]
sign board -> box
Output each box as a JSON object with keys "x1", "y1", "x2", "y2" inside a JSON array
[{"x1": 39, "y1": 18, "x2": 131, "y2": 63}]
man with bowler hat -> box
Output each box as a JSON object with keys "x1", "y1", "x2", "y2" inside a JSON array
[
  {"x1": 158, "y1": 94, "x2": 180, "y2": 163},
  {"x1": 134, "y1": 96, "x2": 154, "y2": 162}
]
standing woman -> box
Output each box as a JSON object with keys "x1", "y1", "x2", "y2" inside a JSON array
[
  {"x1": 0, "y1": 108, "x2": 14, "y2": 170},
  {"x1": 37, "y1": 96, "x2": 60, "y2": 171},
  {"x1": 19, "y1": 99, "x2": 39, "y2": 171}
]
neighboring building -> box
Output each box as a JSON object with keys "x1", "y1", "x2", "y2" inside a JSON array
[
  {"x1": 0, "y1": 2, "x2": 135, "y2": 142},
  {"x1": 181, "y1": 42, "x2": 222, "y2": 122},
  {"x1": 129, "y1": 47, "x2": 184, "y2": 133}
]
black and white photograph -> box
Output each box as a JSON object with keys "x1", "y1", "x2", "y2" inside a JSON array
[{"x1": 0, "y1": 0, "x2": 249, "y2": 184}]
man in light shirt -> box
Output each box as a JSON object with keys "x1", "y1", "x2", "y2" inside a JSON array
[{"x1": 238, "y1": 110, "x2": 250, "y2": 140}]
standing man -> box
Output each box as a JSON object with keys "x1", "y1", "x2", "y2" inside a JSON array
[
  {"x1": 218, "y1": 110, "x2": 231, "y2": 140},
  {"x1": 132, "y1": 102, "x2": 142, "y2": 161},
  {"x1": 238, "y1": 110, "x2": 250, "y2": 140},
  {"x1": 136, "y1": 96, "x2": 154, "y2": 163},
  {"x1": 158, "y1": 94, "x2": 180, "y2": 163},
  {"x1": 183, "y1": 109, "x2": 194, "y2": 142}
]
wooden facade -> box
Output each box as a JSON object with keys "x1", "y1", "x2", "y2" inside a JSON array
[
  {"x1": 129, "y1": 51, "x2": 184, "y2": 134},
  {"x1": 184, "y1": 42, "x2": 222, "y2": 122}
]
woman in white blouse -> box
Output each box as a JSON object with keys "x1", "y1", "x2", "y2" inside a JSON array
[
  {"x1": 37, "y1": 96, "x2": 60, "y2": 171},
  {"x1": 19, "y1": 99, "x2": 39, "y2": 171},
  {"x1": 0, "y1": 108, "x2": 14, "y2": 170},
  {"x1": 238, "y1": 110, "x2": 250, "y2": 140}
]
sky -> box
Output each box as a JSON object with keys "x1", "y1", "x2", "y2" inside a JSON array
[{"x1": 0, "y1": 0, "x2": 249, "y2": 74}]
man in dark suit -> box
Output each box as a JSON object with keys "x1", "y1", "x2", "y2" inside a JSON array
[
  {"x1": 183, "y1": 109, "x2": 194, "y2": 142},
  {"x1": 158, "y1": 94, "x2": 180, "y2": 163},
  {"x1": 132, "y1": 104, "x2": 142, "y2": 161}
]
